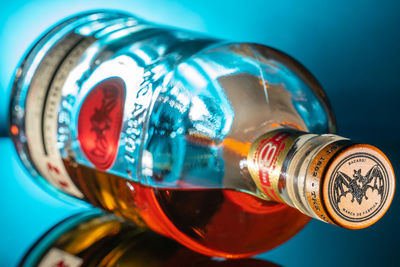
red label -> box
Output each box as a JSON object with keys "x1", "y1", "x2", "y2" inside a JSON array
[
  {"x1": 78, "y1": 77, "x2": 125, "y2": 170},
  {"x1": 253, "y1": 132, "x2": 289, "y2": 201}
]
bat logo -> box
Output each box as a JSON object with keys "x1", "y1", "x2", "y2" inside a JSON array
[
  {"x1": 326, "y1": 153, "x2": 392, "y2": 224},
  {"x1": 332, "y1": 165, "x2": 385, "y2": 208}
]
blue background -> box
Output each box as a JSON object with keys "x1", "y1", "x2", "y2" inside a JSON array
[{"x1": 0, "y1": 1, "x2": 399, "y2": 266}]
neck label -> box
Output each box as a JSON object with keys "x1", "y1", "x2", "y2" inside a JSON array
[{"x1": 247, "y1": 130, "x2": 301, "y2": 202}]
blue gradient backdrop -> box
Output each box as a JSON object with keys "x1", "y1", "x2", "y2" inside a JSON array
[{"x1": 1, "y1": 1, "x2": 399, "y2": 266}]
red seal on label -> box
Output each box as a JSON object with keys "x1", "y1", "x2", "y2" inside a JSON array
[{"x1": 78, "y1": 77, "x2": 126, "y2": 170}]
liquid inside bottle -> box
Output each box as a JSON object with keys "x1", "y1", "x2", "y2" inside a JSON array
[{"x1": 63, "y1": 160, "x2": 309, "y2": 258}]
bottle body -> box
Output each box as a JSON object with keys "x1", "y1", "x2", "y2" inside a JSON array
[{"x1": 10, "y1": 11, "x2": 338, "y2": 257}]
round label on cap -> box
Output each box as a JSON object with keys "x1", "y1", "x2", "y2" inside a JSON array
[{"x1": 323, "y1": 145, "x2": 395, "y2": 228}]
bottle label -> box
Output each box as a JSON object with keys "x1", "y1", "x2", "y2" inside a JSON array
[
  {"x1": 77, "y1": 77, "x2": 126, "y2": 171},
  {"x1": 247, "y1": 130, "x2": 301, "y2": 202},
  {"x1": 24, "y1": 33, "x2": 96, "y2": 198},
  {"x1": 38, "y1": 247, "x2": 82, "y2": 267},
  {"x1": 305, "y1": 141, "x2": 342, "y2": 224},
  {"x1": 317, "y1": 143, "x2": 394, "y2": 228},
  {"x1": 327, "y1": 152, "x2": 389, "y2": 222}
]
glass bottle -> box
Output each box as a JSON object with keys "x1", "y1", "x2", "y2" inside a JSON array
[{"x1": 9, "y1": 10, "x2": 395, "y2": 258}]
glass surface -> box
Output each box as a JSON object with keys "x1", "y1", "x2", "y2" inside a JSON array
[{"x1": 21, "y1": 210, "x2": 280, "y2": 267}]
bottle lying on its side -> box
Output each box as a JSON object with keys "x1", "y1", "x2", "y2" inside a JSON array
[{"x1": 9, "y1": 10, "x2": 395, "y2": 258}]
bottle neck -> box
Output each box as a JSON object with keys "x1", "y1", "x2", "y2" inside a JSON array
[
  {"x1": 247, "y1": 128, "x2": 395, "y2": 229},
  {"x1": 278, "y1": 133, "x2": 349, "y2": 223}
]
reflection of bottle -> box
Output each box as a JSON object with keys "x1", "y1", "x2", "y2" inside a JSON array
[
  {"x1": 20, "y1": 210, "x2": 279, "y2": 267},
  {"x1": 9, "y1": 11, "x2": 395, "y2": 258}
]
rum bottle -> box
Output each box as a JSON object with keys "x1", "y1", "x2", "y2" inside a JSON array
[{"x1": 9, "y1": 10, "x2": 395, "y2": 258}]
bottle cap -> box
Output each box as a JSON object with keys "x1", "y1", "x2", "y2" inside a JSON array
[{"x1": 306, "y1": 142, "x2": 395, "y2": 229}]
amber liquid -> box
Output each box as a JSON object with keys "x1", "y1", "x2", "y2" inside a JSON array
[
  {"x1": 25, "y1": 213, "x2": 280, "y2": 267},
  {"x1": 63, "y1": 159, "x2": 309, "y2": 258}
]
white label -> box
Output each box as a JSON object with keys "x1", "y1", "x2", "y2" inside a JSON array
[
  {"x1": 38, "y1": 247, "x2": 83, "y2": 267},
  {"x1": 25, "y1": 34, "x2": 95, "y2": 198}
]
